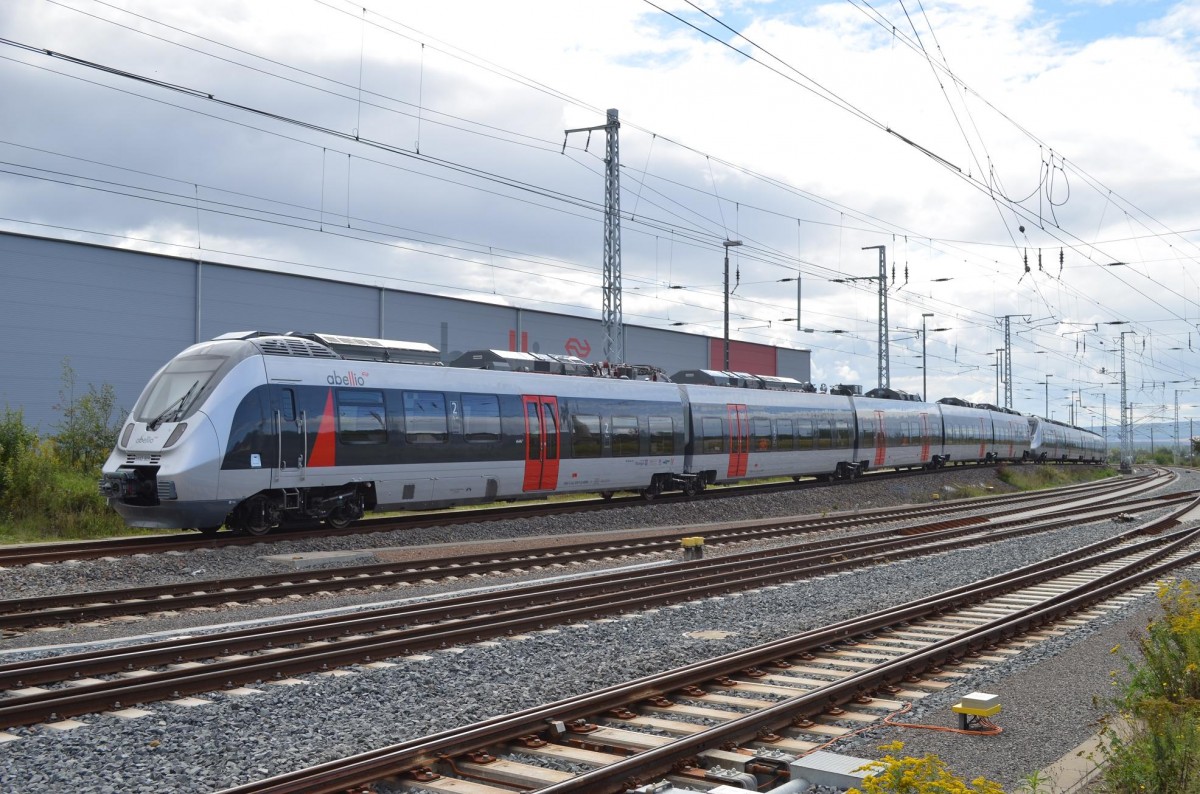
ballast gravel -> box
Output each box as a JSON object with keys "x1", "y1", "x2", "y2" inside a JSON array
[{"x1": 0, "y1": 467, "x2": 1196, "y2": 793}]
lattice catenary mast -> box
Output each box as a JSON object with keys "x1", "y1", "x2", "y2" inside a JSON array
[
  {"x1": 564, "y1": 108, "x2": 623, "y2": 364},
  {"x1": 861, "y1": 245, "x2": 889, "y2": 389}
]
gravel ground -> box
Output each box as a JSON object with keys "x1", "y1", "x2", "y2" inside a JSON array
[{"x1": 0, "y1": 466, "x2": 1194, "y2": 793}]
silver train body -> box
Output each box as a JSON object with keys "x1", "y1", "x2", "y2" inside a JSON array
[
  {"x1": 1027, "y1": 416, "x2": 1107, "y2": 462},
  {"x1": 100, "y1": 333, "x2": 1105, "y2": 534}
]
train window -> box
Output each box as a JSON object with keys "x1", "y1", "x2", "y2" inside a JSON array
[
  {"x1": 751, "y1": 419, "x2": 772, "y2": 451},
  {"x1": 337, "y1": 390, "x2": 387, "y2": 445},
  {"x1": 649, "y1": 416, "x2": 675, "y2": 455},
  {"x1": 835, "y1": 420, "x2": 851, "y2": 449},
  {"x1": 544, "y1": 403, "x2": 559, "y2": 458},
  {"x1": 797, "y1": 419, "x2": 816, "y2": 450},
  {"x1": 402, "y1": 390, "x2": 448, "y2": 444},
  {"x1": 817, "y1": 419, "x2": 833, "y2": 449},
  {"x1": 612, "y1": 416, "x2": 640, "y2": 457},
  {"x1": 776, "y1": 419, "x2": 795, "y2": 450},
  {"x1": 701, "y1": 417, "x2": 724, "y2": 453},
  {"x1": 280, "y1": 388, "x2": 296, "y2": 422},
  {"x1": 571, "y1": 414, "x2": 602, "y2": 457},
  {"x1": 461, "y1": 393, "x2": 500, "y2": 443}
]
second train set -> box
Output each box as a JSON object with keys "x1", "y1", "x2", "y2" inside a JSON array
[{"x1": 100, "y1": 332, "x2": 1107, "y2": 535}]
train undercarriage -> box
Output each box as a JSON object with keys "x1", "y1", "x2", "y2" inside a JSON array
[{"x1": 220, "y1": 484, "x2": 370, "y2": 536}]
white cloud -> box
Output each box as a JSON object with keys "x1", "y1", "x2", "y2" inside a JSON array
[{"x1": 0, "y1": 0, "x2": 1197, "y2": 417}]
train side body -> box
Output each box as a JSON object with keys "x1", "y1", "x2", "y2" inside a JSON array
[
  {"x1": 678, "y1": 386, "x2": 858, "y2": 483},
  {"x1": 934, "y1": 404, "x2": 1032, "y2": 464},
  {"x1": 1028, "y1": 417, "x2": 1105, "y2": 462},
  {"x1": 101, "y1": 333, "x2": 1106, "y2": 534},
  {"x1": 850, "y1": 395, "x2": 939, "y2": 470},
  {"x1": 103, "y1": 336, "x2": 689, "y2": 530}
]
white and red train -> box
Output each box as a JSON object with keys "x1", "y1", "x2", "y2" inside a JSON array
[{"x1": 100, "y1": 332, "x2": 1106, "y2": 535}]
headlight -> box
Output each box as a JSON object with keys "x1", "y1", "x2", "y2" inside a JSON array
[{"x1": 164, "y1": 423, "x2": 188, "y2": 448}]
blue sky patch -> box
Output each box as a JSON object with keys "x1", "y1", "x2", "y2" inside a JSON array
[{"x1": 1032, "y1": 0, "x2": 1171, "y2": 45}]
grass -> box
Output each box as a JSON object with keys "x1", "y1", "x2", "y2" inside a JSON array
[
  {"x1": 997, "y1": 463, "x2": 1116, "y2": 490},
  {"x1": 0, "y1": 466, "x2": 165, "y2": 544}
]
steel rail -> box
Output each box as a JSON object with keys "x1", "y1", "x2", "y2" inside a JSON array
[
  {"x1": 0, "y1": 471, "x2": 1171, "y2": 629},
  {"x1": 210, "y1": 500, "x2": 1200, "y2": 794},
  {"x1": 0, "y1": 474, "x2": 1180, "y2": 652},
  {"x1": 1, "y1": 462, "x2": 1123, "y2": 566},
  {"x1": 0, "y1": 484, "x2": 1184, "y2": 729}
]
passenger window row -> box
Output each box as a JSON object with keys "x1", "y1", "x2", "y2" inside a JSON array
[
  {"x1": 570, "y1": 414, "x2": 677, "y2": 458},
  {"x1": 699, "y1": 416, "x2": 851, "y2": 453}
]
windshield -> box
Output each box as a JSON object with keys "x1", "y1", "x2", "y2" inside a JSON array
[{"x1": 135, "y1": 355, "x2": 226, "y2": 425}]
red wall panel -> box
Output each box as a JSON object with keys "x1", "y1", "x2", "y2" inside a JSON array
[{"x1": 708, "y1": 338, "x2": 777, "y2": 375}]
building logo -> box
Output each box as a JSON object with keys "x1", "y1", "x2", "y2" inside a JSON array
[
  {"x1": 564, "y1": 337, "x2": 591, "y2": 358},
  {"x1": 328, "y1": 370, "x2": 368, "y2": 386}
]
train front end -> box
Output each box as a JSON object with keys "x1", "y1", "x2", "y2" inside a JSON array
[{"x1": 100, "y1": 338, "x2": 264, "y2": 530}]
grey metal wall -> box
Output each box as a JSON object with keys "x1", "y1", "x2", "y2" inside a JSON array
[
  {"x1": 201, "y1": 266, "x2": 381, "y2": 341},
  {"x1": 0, "y1": 234, "x2": 195, "y2": 433},
  {"x1": 624, "y1": 325, "x2": 710, "y2": 376},
  {"x1": 776, "y1": 347, "x2": 812, "y2": 384},
  {"x1": 0, "y1": 232, "x2": 810, "y2": 433}
]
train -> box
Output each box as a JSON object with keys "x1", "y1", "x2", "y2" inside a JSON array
[{"x1": 99, "y1": 331, "x2": 1107, "y2": 535}]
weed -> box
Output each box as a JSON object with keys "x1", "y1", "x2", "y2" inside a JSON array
[
  {"x1": 848, "y1": 741, "x2": 1004, "y2": 793},
  {"x1": 1097, "y1": 579, "x2": 1200, "y2": 793}
]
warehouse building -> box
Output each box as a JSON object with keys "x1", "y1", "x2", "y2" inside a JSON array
[{"x1": 0, "y1": 231, "x2": 811, "y2": 432}]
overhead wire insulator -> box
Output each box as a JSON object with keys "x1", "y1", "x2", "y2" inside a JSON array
[
  {"x1": 1038, "y1": 248, "x2": 1043, "y2": 271},
  {"x1": 1023, "y1": 248, "x2": 1030, "y2": 274},
  {"x1": 1059, "y1": 247, "x2": 1064, "y2": 278}
]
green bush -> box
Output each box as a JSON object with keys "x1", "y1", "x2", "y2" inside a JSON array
[
  {"x1": 0, "y1": 363, "x2": 135, "y2": 541},
  {"x1": 53, "y1": 357, "x2": 125, "y2": 472},
  {"x1": 1099, "y1": 580, "x2": 1200, "y2": 793},
  {"x1": 0, "y1": 436, "x2": 126, "y2": 539},
  {"x1": 0, "y1": 405, "x2": 38, "y2": 502}
]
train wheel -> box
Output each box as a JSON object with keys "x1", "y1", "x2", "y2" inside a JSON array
[
  {"x1": 641, "y1": 482, "x2": 661, "y2": 501},
  {"x1": 236, "y1": 495, "x2": 275, "y2": 536},
  {"x1": 683, "y1": 479, "x2": 703, "y2": 497},
  {"x1": 326, "y1": 512, "x2": 353, "y2": 529},
  {"x1": 599, "y1": 491, "x2": 615, "y2": 501},
  {"x1": 326, "y1": 495, "x2": 364, "y2": 529}
]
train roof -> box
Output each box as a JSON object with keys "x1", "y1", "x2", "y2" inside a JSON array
[
  {"x1": 672, "y1": 369, "x2": 813, "y2": 391},
  {"x1": 447, "y1": 349, "x2": 593, "y2": 376},
  {"x1": 212, "y1": 331, "x2": 441, "y2": 364}
]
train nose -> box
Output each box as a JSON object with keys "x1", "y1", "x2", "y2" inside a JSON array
[{"x1": 100, "y1": 413, "x2": 226, "y2": 529}]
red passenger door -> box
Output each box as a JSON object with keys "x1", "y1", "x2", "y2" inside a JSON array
[
  {"x1": 919, "y1": 413, "x2": 931, "y2": 462},
  {"x1": 873, "y1": 411, "x2": 887, "y2": 466},
  {"x1": 521, "y1": 396, "x2": 560, "y2": 492},
  {"x1": 726, "y1": 403, "x2": 748, "y2": 478}
]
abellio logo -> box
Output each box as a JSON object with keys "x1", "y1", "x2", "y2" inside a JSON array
[{"x1": 327, "y1": 370, "x2": 369, "y2": 386}]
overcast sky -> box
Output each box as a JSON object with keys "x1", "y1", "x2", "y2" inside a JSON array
[{"x1": 3, "y1": 0, "x2": 1199, "y2": 430}]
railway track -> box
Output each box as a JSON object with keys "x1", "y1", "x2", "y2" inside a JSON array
[
  {"x1": 209, "y1": 498, "x2": 1200, "y2": 794},
  {"x1": 0, "y1": 471, "x2": 1185, "y2": 735},
  {"x1": 0, "y1": 469, "x2": 1173, "y2": 631},
  {"x1": 0, "y1": 462, "x2": 1095, "y2": 566}
]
